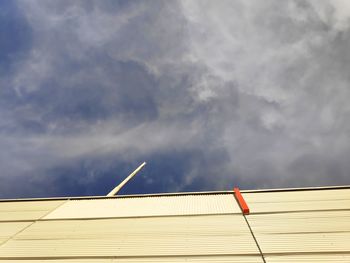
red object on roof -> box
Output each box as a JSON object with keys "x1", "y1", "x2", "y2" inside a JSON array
[{"x1": 233, "y1": 187, "x2": 250, "y2": 215}]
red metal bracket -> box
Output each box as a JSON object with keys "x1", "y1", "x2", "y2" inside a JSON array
[{"x1": 233, "y1": 187, "x2": 250, "y2": 215}]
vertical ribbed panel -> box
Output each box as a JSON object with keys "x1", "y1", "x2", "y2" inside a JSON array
[
  {"x1": 0, "y1": 200, "x2": 65, "y2": 221},
  {"x1": 243, "y1": 189, "x2": 350, "y2": 213},
  {"x1": 0, "y1": 215, "x2": 260, "y2": 258},
  {"x1": 44, "y1": 194, "x2": 240, "y2": 219}
]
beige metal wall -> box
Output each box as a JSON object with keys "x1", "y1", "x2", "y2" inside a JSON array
[
  {"x1": 0, "y1": 222, "x2": 32, "y2": 245},
  {"x1": 0, "y1": 187, "x2": 349, "y2": 261},
  {"x1": 0, "y1": 199, "x2": 66, "y2": 248},
  {"x1": 44, "y1": 194, "x2": 240, "y2": 219},
  {"x1": 244, "y1": 188, "x2": 350, "y2": 262},
  {"x1": 0, "y1": 215, "x2": 260, "y2": 258},
  {"x1": 0, "y1": 200, "x2": 65, "y2": 221},
  {"x1": 242, "y1": 188, "x2": 350, "y2": 213},
  {"x1": 0, "y1": 256, "x2": 263, "y2": 262},
  {"x1": 265, "y1": 254, "x2": 350, "y2": 262}
]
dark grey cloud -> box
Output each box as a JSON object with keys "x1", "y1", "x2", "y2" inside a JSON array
[{"x1": 1, "y1": 0, "x2": 350, "y2": 198}]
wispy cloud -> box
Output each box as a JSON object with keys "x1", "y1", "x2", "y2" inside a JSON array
[{"x1": 1, "y1": 0, "x2": 350, "y2": 198}]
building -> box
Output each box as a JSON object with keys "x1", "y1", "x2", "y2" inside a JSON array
[{"x1": 0, "y1": 185, "x2": 349, "y2": 262}]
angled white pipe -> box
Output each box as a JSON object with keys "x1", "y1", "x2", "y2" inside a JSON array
[{"x1": 107, "y1": 162, "x2": 146, "y2": 196}]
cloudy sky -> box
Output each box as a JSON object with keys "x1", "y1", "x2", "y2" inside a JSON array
[{"x1": 1, "y1": 0, "x2": 350, "y2": 198}]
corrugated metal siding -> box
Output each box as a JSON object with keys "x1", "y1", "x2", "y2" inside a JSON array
[
  {"x1": 0, "y1": 256, "x2": 263, "y2": 262},
  {"x1": 247, "y1": 210, "x2": 350, "y2": 234},
  {"x1": 0, "y1": 222, "x2": 32, "y2": 245},
  {"x1": 0, "y1": 260, "x2": 112, "y2": 263},
  {"x1": 265, "y1": 254, "x2": 350, "y2": 262},
  {"x1": 245, "y1": 189, "x2": 350, "y2": 256},
  {"x1": 0, "y1": 215, "x2": 260, "y2": 258},
  {"x1": 243, "y1": 188, "x2": 350, "y2": 213},
  {"x1": 115, "y1": 257, "x2": 263, "y2": 262},
  {"x1": 246, "y1": 210, "x2": 350, "y2": 254},
  {"x1": 0, "y1": 200, "x2": 65, "y2": 221},
  {"x1": 1, "y1": 187, "x2": 349, "y2": 261},
  {"x1": 256, "y1": 232, "x2": 350, "y2": 253},
  {"x1": 44, "y1": 194, "x2": 240, "y2": 219},
  {"x1": 113, "y1": 256, "x2": 263, "y2": 263}
]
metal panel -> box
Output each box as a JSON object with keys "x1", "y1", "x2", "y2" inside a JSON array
[
  {"x1": 243, "y1": 189, "x2": 350, "y2": 213},
  {"x1": 256, "y1": 232, "x2": 350, "y2": 253},
  {"x1": 247, "y1": 210, "x2": 350, "y2": 234},
  {"x1": 115, "y1": 256, "x2": 263, "y2": 262},
  {"x1": 0, "y1": 256, "x2": 263, "y2": 262},
  {"x1": 44, "y1": 194, "x2": 240, "y2": 219},
  {"x1": 246, "y1": 210, "x2": 350, "y2": 254},
  {"x1": 0, "y1": 215, "x2": 260, "y2": 258},
  {"x1": 0, "y1": 200, "x2": 65, "y2": 221},
  {"x1": 265, "y1": 254, "x2": 350, "y2": 262},
  {"x1": 0, "y1": 260, "x2": 112, "y2": 263},
  {"x1": 0, "y1": 222, "x2": 32, "y2": 245}
]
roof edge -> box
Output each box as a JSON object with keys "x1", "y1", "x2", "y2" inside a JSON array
[{"x1": 1, "y1": 184, "x2": 350, "y2": 202}]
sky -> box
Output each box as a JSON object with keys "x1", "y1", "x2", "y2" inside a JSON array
[{"x1": 1, "y1": 0, "x2": 350, "y2": 198}]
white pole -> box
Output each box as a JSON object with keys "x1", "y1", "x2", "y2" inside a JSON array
[{"x1": 107, "y1": 162, "x2": 146, "y2": 196}]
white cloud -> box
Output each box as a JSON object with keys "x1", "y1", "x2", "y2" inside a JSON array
[{"x1": 2, "y1": 0, "x2": 350, "y2": 197}]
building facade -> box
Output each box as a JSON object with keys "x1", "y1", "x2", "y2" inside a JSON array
[{"x1": 0, "y1": 186, "x2": 349, "y2": 262}]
